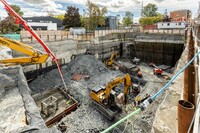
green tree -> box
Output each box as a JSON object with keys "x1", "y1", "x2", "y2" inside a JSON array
[
  {"x1": 80, "y1": 16, "x2": 87, "y2": 28},
  {"x1": 139, "y1": 13, "x2": 164, "y2": 26},
  {"x1": 143, "y1": 3, "x2": 158, "y2": 17},
  {"x1": 63, "y1": 6, "x2": 81, "y2": 29},
  {"x1": 9, "y1": 5, "x2": 23, "y2": 16},
  {"x1": 86, "y1": 0, "x2": 107, "y2": 31},
  {"x1": 54, "y1": 14, "x2": 64, "y2": 20},
  {"x1": 123, "y1": 11, "x2": 133, "y2": 26},
  {"x1": 0, "y1": 4, "x2": 23, "y2": 34}
]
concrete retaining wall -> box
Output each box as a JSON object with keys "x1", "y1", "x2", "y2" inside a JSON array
[{"x1": 19, "y1": 33, "x2": 184, "y2": 73}]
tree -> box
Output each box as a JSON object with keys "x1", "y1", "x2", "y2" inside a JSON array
[
  {"x1": 139, "y1": 14, "x2": 164, "y2": 26},
  {"x1": 80, "y1": 16, "x2": 87, "y2": 28},
  {"x1": 54, "y1": 14, "x2": 64, "y2": 20},
  {"x1": 86, "y1": 0, "x2": 107, "y2": 31},
  {"x1": 123, "y1": 11, "x2": 133, "y2": 26},
  {"x1": 9, "y1": 5, "x2": 23, "y2": 16},
  {"x1": 63, "y1": 6, "x2": 81, "y2": 29},
  {"x1": 0, "y1": 5, "x2": 23, "y2": 34},
  {"x1": 143, "y1": 3, "x2": 158, "y2": 17},
  {"x1": 163, "y1": 15, "x2": 171, "y2": 22}
]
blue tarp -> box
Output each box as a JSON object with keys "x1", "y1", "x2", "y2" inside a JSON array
[{"x1": 0, "y1": 34, "x2": 20, "y2": 40}]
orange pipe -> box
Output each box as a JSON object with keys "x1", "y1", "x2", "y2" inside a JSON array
[{"x1": 178, "y1": 100, "x2": 194, "y2": 133}]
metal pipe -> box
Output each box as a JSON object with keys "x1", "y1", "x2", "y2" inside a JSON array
[{"x1": 178, "y1": 100, "x2": 194, "y2": 133}]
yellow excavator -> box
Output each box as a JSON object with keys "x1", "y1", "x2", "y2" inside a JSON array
[
  {"x1": 0, "y1": 37, "x2": 49, "y2": 66},
  {"x1": 90, "y1": 73, "x2": 132, "y2": 120},
  {"x1": 104, "y1": 52, "x2": 120, "y2": 66}
]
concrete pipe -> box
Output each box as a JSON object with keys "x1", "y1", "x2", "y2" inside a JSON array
[{"x1": 178, "y1": 100, "x2": 194, "y2": 133}]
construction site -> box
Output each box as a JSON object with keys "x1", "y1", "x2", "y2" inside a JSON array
[{"x1": 0, "y1": 1, "x2": 200, "y2": 133}]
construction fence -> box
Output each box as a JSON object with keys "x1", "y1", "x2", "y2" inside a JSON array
[{"x1": 20, "y1": 29, "x2": 185, "y2": 43}]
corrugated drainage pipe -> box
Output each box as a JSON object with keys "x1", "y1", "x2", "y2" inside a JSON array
[{"x1": 178, "y1": 100, "x2": 194, "y2": 133}]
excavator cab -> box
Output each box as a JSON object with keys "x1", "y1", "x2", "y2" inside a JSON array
[{"x1": 90, "y1": 74, "x2": 131, "y2": 120}]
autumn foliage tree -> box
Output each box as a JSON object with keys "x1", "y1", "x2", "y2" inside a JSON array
[
  {"x1": 63, "y1": 6, "x2": 81, "y2": 29},
  {"x1": 0, "y1": 5, "x2": 23, "y2": 34}
]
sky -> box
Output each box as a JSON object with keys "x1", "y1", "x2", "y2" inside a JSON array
[{"x1": 0, "y1": 0, "x2": 199, "y2": 22}]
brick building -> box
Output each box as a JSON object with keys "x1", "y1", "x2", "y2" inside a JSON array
[{"x1": 170, "y1": 9, "x2": 192, "y2": 23}]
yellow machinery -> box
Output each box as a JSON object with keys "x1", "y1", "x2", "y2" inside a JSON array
[
  {"x1": 105, "y1": 52, "x2": 119, "y2": 66},
  {"x1": 0, "y1": 37, "x2": 49, "y2": 65},
  {"x1": 90, "y1": 73, "x2": 132, "y2": 120}
]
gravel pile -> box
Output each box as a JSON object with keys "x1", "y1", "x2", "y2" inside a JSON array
[
  {"x1": 59, "y1": 105, "x2": 110, "y2": 133},
  {"x1": 65, "y1": 54, "x2": 109, "y2": 78},
  {"x1": 28, "y1": 68, "x2": 66, "y2": 94}
]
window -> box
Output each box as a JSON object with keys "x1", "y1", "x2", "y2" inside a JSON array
[
  {"x1": 27, "y1": 20, "x2": 32, "y2": 22},
  {"x1": 179, "y1": 22, "x2": 181, "y2": 26},
  {"x1": 37, "y1": 28, "x2": 42, "y2": 30},
  {"x1": 167, "y1": 23, "x2": 170, "y2": 26}
]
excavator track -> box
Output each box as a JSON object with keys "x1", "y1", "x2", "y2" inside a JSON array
[{"x1": 92, "y1": 101, "x2": 121, "y2": 121}]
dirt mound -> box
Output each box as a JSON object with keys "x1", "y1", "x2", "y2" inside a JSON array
[{"x1": 66, "y1": 55, "x2": 109, "y2": 78}]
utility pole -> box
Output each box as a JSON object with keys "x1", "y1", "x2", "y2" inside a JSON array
[
  {"x1": 141, "y1": 1, "x2": 143, "y2": 18},
  {"x1": 164, "y1": 9, "x2": 168, "y2": 16}
]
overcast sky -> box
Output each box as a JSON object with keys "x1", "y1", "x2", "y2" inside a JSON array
[{"x1": 0, "y1": 0, "x2": 199, "y2": 22}]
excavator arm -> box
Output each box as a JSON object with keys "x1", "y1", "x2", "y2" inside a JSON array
[
  {"x1": 0, "y1": 37, "x2": 48, "y2": 65},
  {"x1": 105, "y1": 52, "x2": 119, "y2": 66},
  {"x1": 105, "y1": 73, "x2": 132, "y2": 100}
]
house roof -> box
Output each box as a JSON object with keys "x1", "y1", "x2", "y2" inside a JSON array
[{"x1": 23, "y1": 16, "x2": 63, "y2": 27}]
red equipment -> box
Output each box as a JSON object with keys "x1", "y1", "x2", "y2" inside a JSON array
[
  {"x1": 0, "y1": 0, "x2": 66, "y2": 88},
  {"x1": 153, "y1": 68, "x2": 163, "y2": 75},
  {"x1": 150, "y1": 63, "x2": 163, "y2": 75}
]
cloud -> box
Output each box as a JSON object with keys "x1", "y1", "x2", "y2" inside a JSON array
[
  {"x1": 0, "y1": 0, "x2": 198, "y2": 19},
  {"x1": 131, "y1": 0, "x2": 141, "y2": 4},
  {"x1": 18, "y1": 0, "x2": 46, "y2": 4},
  {"x1": 154, "y1": 0, "x2": 165, "y2": 3},
  {"x1": 111, "y1": 3, "x2": 120, "y2": 8}
]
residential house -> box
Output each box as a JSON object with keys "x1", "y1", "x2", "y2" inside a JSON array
[{"x1": 23, "y1": 16, "x2": 64, "y2": 30}]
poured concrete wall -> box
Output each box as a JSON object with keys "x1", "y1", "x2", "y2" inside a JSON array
[
  {"x1": 131, "y1": 33, "x2": 184, "y2": 66},
  {"x1": 131, "y1": 42, "x2": 184, "y2": 66},
  {"x1": 16, "y1": 33, "x2": 184, "y2": 73}
]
